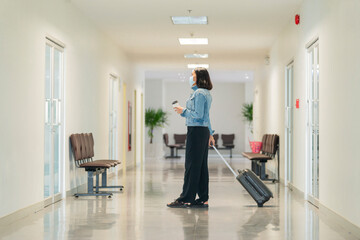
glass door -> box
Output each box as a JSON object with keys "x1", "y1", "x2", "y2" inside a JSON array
[
  {"x1": 44, "y1": 40, "x2": 64, "y2": 206},
  {"x1": 109, "y1": 75, "x2": 119, "y2": 161},
  {"x1": 122, "y1": 83, "x2": 127, "y2": 173},
  {"x1": 285, "y1": 62, "x2": 294, "y2": 186},
  {"x1": 133, "y1": 90, "x2": 137, "y2": 166},
  {"x1": 140, "y1": 93, "x2": 144, "y2": 166},
  {"x1": 307, "y1": 40, "x2": 320, "y2": 206}
]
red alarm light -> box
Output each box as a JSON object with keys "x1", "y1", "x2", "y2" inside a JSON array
[{"x1": 295, "y1": 14, "x2": 300, "y2": 25}]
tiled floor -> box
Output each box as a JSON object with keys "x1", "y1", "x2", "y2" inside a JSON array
[{"x1": 0, "y1": 156, "x2": 359, "y2": 240}]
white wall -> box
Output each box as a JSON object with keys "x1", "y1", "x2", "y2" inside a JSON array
[
  {"x1": 144, "y1": 78, "x2": 165, "y2": 157},
  {"x1": 0, "y1": 0, "x2": 142, "y2": 218},
  {"x1": 254, "y1": 0, "x2": 360, "y2": 228},
  {"x1": 132, "y1": 68, "x2": 145, "y2": 167},
  {"x1": 125, "y1": 67, "x2": 144, "y2": 168},
  {"x1": 163, "y1": 81, "x2": 247, "y2": 156},
  {"x1": 244, "y1": 81, "x2": 254, "y2": 152}
]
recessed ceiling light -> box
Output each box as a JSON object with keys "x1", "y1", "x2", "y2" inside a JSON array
[
  {"x1": 171, "y1": 16, "x2": 208, "y2": 25},
  {"x1": 187, "y1": 64, "x2": 209, "y2": 69},
  {"x1": 179, "y1": 38, "x2": 208, "y2": 45},
  {"x1": 184, "y1": 54, "x2": 209, "y2": 59}
]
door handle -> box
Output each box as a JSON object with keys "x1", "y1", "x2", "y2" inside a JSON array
[
  {"x1": 52, "y1": 99, "x2": 61, "y2": 125},
  {"x1": 285, "y1": 107, "x2": 292, "y2": 129},
  {"x1": 45, "y1": 99, "x2": 51, "y2": 125},
  {"x1": 288, "y1": 107, "x2": 292, "y2": 129}
]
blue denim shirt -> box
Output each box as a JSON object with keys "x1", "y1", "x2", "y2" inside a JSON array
[{"x1": 181, "y1": 86, "x2": 214, "y2": 135}]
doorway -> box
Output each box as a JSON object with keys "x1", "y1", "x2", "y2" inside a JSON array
[
  {"x1": 140, "y1": 93, "x2": 144, "y2": 165},
  {"x1": 285, "y1": 61, "x2": 294, "y2": 187},
  {"x1": 122, "y1": 83, "x2": 127, "y2": 173},
  {"x1": 134, "y1": 90, "x2": 137, "y2": 166},
  {"x1": 109, "y1": 75, "x2": 119, "y2": 162},
  {"x1": 44, "y1": 38, "x2": 64, "y2": 207},
  {"x1": 306, "y1": 39, "x2": 320, "y2": 207}
]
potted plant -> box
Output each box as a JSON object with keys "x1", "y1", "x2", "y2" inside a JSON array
[
  {"x1": 145, "y1": 108, "x2": 168, "y2": 143},
  {"x1": 241, "y1": 102, "x2": 253, "y2": 133},
  {"x1": 241, "y1": 102, "x2": 261, "y2": 153}
]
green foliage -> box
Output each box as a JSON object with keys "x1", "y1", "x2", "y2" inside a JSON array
[
  {"x1": 145, "y1": 108, "x2": 168, "y2": 143},
  {"x1": 241, "y1": 103, "x2": 253, "y2": 122},
  {"x1": 241, "y1": 103, "x2": 253, "y2": 133}
]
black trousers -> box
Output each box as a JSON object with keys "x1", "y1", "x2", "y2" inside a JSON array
[{"x1": 178, "y1": 126, "x2": 209, "y2": 203}]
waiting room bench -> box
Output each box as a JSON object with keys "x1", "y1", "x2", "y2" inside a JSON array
[
  {"x1": 241, "y1": 134, "x2": 279, "y2": 182},
  {"x1": 164, "y1": 133, "x2": 236, "y2": 158},
  {"x1": 163, "y1": 133, "x2": 182, "y2": 158},
  {"x1": 208, "y1": 134, "x2": 235, "y2": 158},
  {"x1": 70, "y1": 133, "x2": 124, "y2": 198}
]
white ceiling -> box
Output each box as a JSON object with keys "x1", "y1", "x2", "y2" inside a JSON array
[
  {"x1": 71, "y1": 0, "x2": 302, "y2": 76},
  {"x1": 146, "y1": 70, "x2": 254, "y2": 83}
]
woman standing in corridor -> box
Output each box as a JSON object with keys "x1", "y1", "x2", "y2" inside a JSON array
[{"x1": 167, "y1": 67, "x2": 215, "y2": 208}]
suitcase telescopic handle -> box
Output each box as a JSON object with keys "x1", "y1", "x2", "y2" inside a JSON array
[{"x1": 212, "y1": 146, "x2": 238, "y2": 178}]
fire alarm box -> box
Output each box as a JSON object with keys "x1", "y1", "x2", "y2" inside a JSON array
[{"x1": 296, "y1": 99, "x2": 300, "y2": 109}]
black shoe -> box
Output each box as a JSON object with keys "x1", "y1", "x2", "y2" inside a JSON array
[
  {"x1": 188, "y1": 199, "x2": 209, "y2": 208},
  {"x1": 167, "y1": 200, "x2": 189, "y2": 208}
]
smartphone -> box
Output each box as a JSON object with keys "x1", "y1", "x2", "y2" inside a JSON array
[{"x1": 172, "y1": 100, "x2": 180, "y2": 108}]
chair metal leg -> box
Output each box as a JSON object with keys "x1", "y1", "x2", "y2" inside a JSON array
[
  {"x1": 95, "y1": 172, "x2": 100, "y2": 193},
  {"x1": 260, "y1": 162, "x2": 267, "y2": 180},
  {"x1": 89, "y1": 171, "x2": 94, "y2": 193},
  {"x1": 254, "y1": 162, "x2": 260, "y2": 176},
  {"x1": 93, "y1": 169, "x2": 124, "y2": 191},
  {"x1": 260, "y1": 161, "x2": 277, "y2": 183},
  {"x1": 251, "y1": 161, "x2": 256, "y2": 172},
  {"x1": 74, "y1": 171, "x2": 112, "y2": 197},
  {"x1": 165, "y1": 147, "x2": 180, "y2": 158},
  {"x1": 102, "y1": 169, "x2": 107, "y2": 187}
]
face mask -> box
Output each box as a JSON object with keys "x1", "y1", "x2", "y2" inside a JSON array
[{"x1": 189, "y1": 76, "x2": 195, "y2": 88}]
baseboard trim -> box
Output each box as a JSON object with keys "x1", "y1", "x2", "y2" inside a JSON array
[
  {"x1": 319, "y1": 203, "x2": 360, "y2": 238},
  {"x1": 1, "y1": 167, "x2": 125, "y2": 225},
  {"x1": 66, "y1": 183, "x2": 87, "y2": 197},
  {"x1": 283, "y1": 182, "x2": 360, "y2": 238},
  {"x1": 0, "y1": 200, "x2": 44, "y2": 226},
  {"x1": 287, "y1": 182, "x2": 305, "y2": 199}
]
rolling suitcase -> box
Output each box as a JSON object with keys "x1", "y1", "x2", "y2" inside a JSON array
[
  {"x1": 212, "y1": 146, "x2": 273, "y2": 207},
  {"x1": 236, "y1": 169, "x2": 273, "y2": 207}
]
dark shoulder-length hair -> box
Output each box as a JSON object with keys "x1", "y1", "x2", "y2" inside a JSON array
[{"x1": 194, "y1": 67, "x2": 213, "y2": 90}]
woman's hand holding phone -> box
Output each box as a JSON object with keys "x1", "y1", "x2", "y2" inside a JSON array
[
  {"x1": 172, "y1": 100, "x2": 183, "y2": 114},
  {"x1": 174, "y1": 106, "x2": 183, "y2": 114}
]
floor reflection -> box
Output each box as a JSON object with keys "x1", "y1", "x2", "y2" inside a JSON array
[
  {"x1": 169, "y1": 208, "x2": 209, "y2": 240},
  {"x1": 65, "y1": 199, "x2": 119, "y2": 239},
  {"x1": 0, "y1": 157, "x2": 359, "y2": 240},
  {"x1": 239, "y1": 208, "x2": 274, "y2": 239}
]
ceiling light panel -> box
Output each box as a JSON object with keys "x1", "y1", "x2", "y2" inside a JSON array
[
  {"x1": 184, "y1": 54, "x2": 209, "y2": 59},
  {"x1": 179, "y1": 38, "x2": 208, "y2": 45},
  {"x1": 187, "y1": 64, "x2": 209, "y2": 69},
  {"x1": 171, "y1": 16, "x2": 208, "y2": 25}
]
